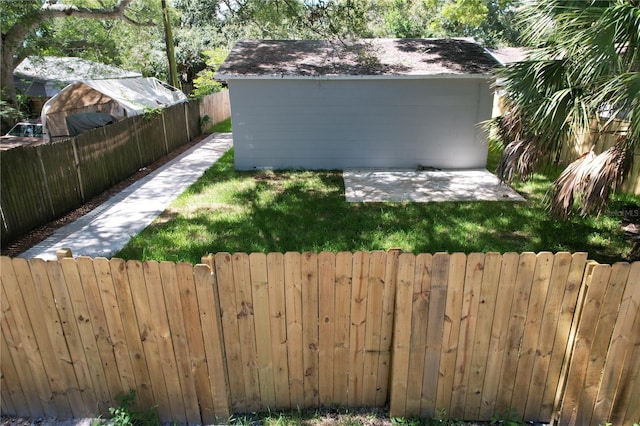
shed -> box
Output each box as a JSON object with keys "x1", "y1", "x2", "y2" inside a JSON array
[
  {"x1": 41, "y1": 77, "x2": 188, "y2": 141},
  {"x1": 215, "y1": 38, "x2": 500, "y2": 170}
]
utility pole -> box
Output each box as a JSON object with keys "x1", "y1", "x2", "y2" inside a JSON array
[{"x1": 161, "y1": 0, "x2": 179, "y2": 88}]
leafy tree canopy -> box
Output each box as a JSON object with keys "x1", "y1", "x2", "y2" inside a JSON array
[{"x1": 367, "y1": 0, "x2": 520, "y2": 46}]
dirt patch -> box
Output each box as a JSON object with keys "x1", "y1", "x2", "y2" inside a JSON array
[{"x1": 1, "y1": 135, "x2": 208, "y2": 258}]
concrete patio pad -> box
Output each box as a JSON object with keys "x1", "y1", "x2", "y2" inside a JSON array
[{"x1": 343, "y1": 169, "x2": 525, "y2": 202}]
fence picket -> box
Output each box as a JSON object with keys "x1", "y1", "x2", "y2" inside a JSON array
[
  {"x1": 540, "y1": 252, "x2": 588, "y2": 420},
  {"x1": 27, "y1": 258, "x2": 80, "y2": 417},
  {"x1": 318, "y1": 252, "x2": 336, "y2": 406},
  {"x1": 125, "y1": 260, "x2": 172, "y2": 422},
  {"x1": 302, "y1": 252, "x2": 320, "y2": 408},
  {"x1": 495, "y1": 252, "x2": 536, "y2": 414},
  {"x1": 525, "y1": 252, "x2": 572, "y2": 420},
  {"x1": 266, "y1": 252, "x2": 290, "y2": 409},
  {"x1": 559, "y1": 263, "x2": 612, "y2": 424},
  {"x1": 1, "y1": 332, "x2": 27, "y2": 416},
  {"x1": 348, "y1": 251, "x2": 370, "y2": 407},
  {"x1": 59, "y1": 259, "x2": 111, "y2": 413},
  {"x1": 109, "y1": 259, "x2": 155, "y2": 411},
  {"x1": 422, "y1": 253, "x2": 450, "y2": 417},
  {"x1": 464, "y1": 252, "x2": 501, "y2": 420},
  {"x1": 436, "y1": 252, "x2": 466, "y2": 414},
  {"x1": 0, "y1": 258, "x2": 52, "y2": 418},
  {"x1": 333, "y1": 252, "x2": 353, "y2": 403},
  {"x1": 450, "y1": 252, "x2": 485, "y2": 418},
  {"x1": 405, "y1": 253, "x2": 431, "y2": 416},
  {"x1": 193, "y1": 263, "x2": 231, "y2": 423},
  {"x1": 389, "y1": 253, "x2": 416, "y2": 417},
  {"x1": 142, "y1": 260, "x2": 185, "y2": 422},
  {"x1": 376, "y1": 249, "x2": 401, "y2": 407},
  {"x1": 94, "y1": 258, "x2": 138, "y2": 398},
  {"x1": 215, "y1": 253, "x2": 246, "y2": 411},
  {"x1": 478, "y1": 252, "x2": 518, "y2": 419},
  {"x1": 511, "y1": 252, "x2": 554, "y2": 414},
  {"x1": 159, "y1": 261, "x2": 201, "y2": 426},
  {"x1": 231, "y1": 253, "x2": 261, "y2": 412},
  {"x1": 362, "y1": 251, "x2": 386, "y2": 407},
  {"x1": 594, "y1": 262, "x2": 640, "y2": 423},
  {"x1": 617, "y1": 266, "x2": 640, "y2": 425},
  {"x1": 44, "y1": 259, "x2": 94, "y2": 415},
  {"x1": 176, "y1": 262, "x2": 217, "y2": 424},
  {"x1": 249, "y1": 253, "x2": 276, "y2": 410},
  {"x1": 285, "y1": 252, "x2": 305, "y2": 407},
  {"x1": 575, "y1": 263, "x2": 630, "y2": 425}
]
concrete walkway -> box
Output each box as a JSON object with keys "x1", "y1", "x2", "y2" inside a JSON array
[{"x1": 20, "y1": 133, "x2": 233, "y2": 260}]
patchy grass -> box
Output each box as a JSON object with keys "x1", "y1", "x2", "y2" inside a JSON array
[
  {"x1": 225, "y1": 407, "x2": 496, "y2": 425},
  {"x1": 207, "y1": 117, "x2": 232, "y2": 133},
  {"x1": 115, "y1": 147, "x2": 637, "y2": 264}
]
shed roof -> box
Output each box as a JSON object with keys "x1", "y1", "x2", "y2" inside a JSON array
[
  {"x1": 486, "y1": 47, "x2": 529, "y2": 65},
  {"x1": 216, "y1": 38, "x2": 500, "y2": 79}
]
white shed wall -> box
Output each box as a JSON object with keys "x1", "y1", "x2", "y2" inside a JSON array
[{"x1": 228, "y1": 78, "x2": 493, "y2": 170}]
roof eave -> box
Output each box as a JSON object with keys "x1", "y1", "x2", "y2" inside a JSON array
[{"x1": 215, "y1": 72, "x2": 495, "y2": 81}]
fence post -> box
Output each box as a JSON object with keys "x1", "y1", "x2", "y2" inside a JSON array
[
  {"x1": 36, "y1": 147, "x2": 56, "y2": 216},
  {"x1": 70, "y1": 138, "x2": 86, "y2": 203},
  {"x1": 184, "y1": 102, "x2": 191, "y2": 142},
  {"x1": 201, "y1": 254, "x2": 214, "y2": 270},
  {"x1": 56, "y1": 248, "x2": 73, "y2": 259},
  {"x1": 161, "y1": 112, "x2": 169, "y2": 155}
]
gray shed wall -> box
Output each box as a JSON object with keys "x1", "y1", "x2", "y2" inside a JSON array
[{"x1": 228, "y1": 78, "x2": 493, "y2": 170}]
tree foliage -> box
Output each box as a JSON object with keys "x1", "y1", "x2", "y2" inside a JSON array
[
  {"x1": 0, "y1": 0, "x2": 153, "y2": 119},
  {"x1": 367, "y1": 0, "x2": 520, "y2": 46},
  {"x1": 494, "y1": 0, "x2": 640, "y2": 217}
]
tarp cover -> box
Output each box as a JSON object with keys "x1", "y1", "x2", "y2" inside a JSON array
[
  {"x1": 42, "y1": 77, "x2": 187, "y2": 140},
  {"x1": 65, "y1": 112, "x2": 117, "y2": 136}
]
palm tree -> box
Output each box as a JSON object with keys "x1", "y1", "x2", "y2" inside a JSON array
[{"x1": 493, "y1": 0, "x2": 639, "y2": 218}]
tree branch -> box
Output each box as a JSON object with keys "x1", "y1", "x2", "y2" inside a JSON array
[{"x1": 41, "y1": 0, "x2": 151, "y2": 26}]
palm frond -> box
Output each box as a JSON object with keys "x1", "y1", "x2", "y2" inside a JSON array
[
  {"x1": 494, "y1": 0, "x2": 639, "y2": 218},
  {"x1": 493, "y1": 108, "x2": 549, "y2": 182},
  {"x1": 550, "y1": 137, "x2": 633, "y2": 218}
]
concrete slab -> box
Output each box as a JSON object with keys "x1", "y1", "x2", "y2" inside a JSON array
[
  {"x1": 343, "y1": 169, "x2": 525, "y2": 202},
  {"x1": 19, "y1": 133, "x2": 233, "y2": 260}
]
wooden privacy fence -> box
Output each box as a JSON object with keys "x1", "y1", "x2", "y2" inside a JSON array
[
  {"x1": 199, "y1": 90, "x2": 231, "y2": 126},
  {"x1": 1, "y1": 252, "x2": 639, "y2": 425},
  {"x1": 1, "y1": 90, "x2": 232, "y2": 247}
]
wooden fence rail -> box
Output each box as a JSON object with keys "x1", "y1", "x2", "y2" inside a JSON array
[{"x1": 1, "y1": 252, "x2": 639, "y2": 425}]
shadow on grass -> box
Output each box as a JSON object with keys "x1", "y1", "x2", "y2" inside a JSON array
[{"x1": 116, "y1": 149, "x2": 631, "y2": 265}]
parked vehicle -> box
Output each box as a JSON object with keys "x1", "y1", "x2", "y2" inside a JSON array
[{"x1": 0, "y1": 120, "x2": 45, "y2": 149}]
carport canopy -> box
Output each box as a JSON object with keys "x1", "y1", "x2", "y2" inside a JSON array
[{"x1": 41, "y1": 77, "x2": 187, "y2": 140}]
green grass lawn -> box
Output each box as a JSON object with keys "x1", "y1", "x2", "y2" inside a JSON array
[{"x1": 115, "y1": 121, "x2": 638, "y2": 264}]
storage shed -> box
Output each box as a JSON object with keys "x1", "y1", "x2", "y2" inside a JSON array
[{"x1": 215, "y1": 38, "x2": 500, "y2": 170}]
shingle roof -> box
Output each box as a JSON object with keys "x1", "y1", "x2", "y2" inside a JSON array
[
  {"x1": 486, "y1": 47, "x2": 529, "y2": 65},
  {"x1": 216, "y1": 38, "x2": 500, "y2": 79}
]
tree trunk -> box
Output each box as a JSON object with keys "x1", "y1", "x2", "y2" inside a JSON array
[
  {"x1": 0, "y1": 0, "x2": 140, "y2": 129},
  {"x1": 162, "y1": 0, "x2": 179, "y2": 88}
]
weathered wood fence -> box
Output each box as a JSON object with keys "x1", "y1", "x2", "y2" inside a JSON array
[
  {"x1": 0, "y1": 91, "x2": 231, "y2": 247},
  {"x1": 558, "y1": 119, "x2": 640, "y2": 195},
  {"x1": 1, "y1": 252, "x2": 639, "y2": 425}
]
